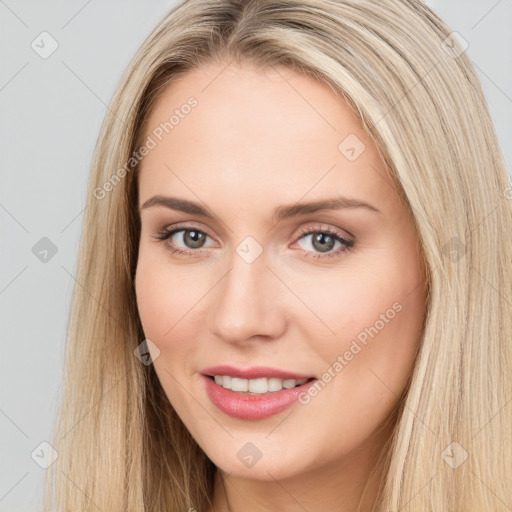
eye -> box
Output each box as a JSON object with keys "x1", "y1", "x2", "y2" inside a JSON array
[
  {"x1": 152, "y1": 226, "x2": 214, "y2": 257},
  {"x1": 152, "y1": 224, "x2": 355, "y2": 260},
  {"x1": 293, "y1": 226, "x2": 354, "y2": 260}
]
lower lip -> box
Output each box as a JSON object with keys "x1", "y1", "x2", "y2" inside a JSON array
[{"x1": 202, "y1": 375, "x2": 318, "y2": 420}]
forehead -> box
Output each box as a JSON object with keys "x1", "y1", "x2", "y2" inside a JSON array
[{"x1": 137, "y1": 61, "x2": 400, "y2": 220}]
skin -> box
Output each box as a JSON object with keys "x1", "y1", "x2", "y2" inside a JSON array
[{"x1": 134, "y1": 59, "x2": 428, "y2": 512}]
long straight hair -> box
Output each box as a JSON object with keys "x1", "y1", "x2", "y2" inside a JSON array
[{"x1": 43, "y1": 1, "x2": 512, "y2": 510}]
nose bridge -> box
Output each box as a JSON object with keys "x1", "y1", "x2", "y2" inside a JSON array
[{"x1": 209, "y1": 245, "x2": 285, "y2": 343}]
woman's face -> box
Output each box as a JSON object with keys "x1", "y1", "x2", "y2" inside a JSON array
[{"x1": 135, "y1": 60, "x2": 427, "y2": 482}]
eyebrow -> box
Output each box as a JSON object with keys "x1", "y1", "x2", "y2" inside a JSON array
[{"x1": 140, "y1": 194, "x2": 381, "y2": 223}]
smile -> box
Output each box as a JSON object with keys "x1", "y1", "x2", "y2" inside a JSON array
[{"x1": 202, "y1": 374, "x2": 318, "y2": 420}]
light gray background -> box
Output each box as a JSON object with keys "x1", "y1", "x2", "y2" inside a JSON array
[{"x1": 1, "y1": 1, "x2": 510, "y2": 510}]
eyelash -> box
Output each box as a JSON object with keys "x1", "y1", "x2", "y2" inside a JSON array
[{"x1": 152, "y1": 224, "x2": 355, "y2": 260}]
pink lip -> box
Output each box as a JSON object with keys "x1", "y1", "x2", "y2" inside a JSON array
[
  {"x1": 202, "y1": 375, "x2": 318, "y2": 420},
  {"x1": 201, "y1": 365, "x2": 314, "y2": 380}
]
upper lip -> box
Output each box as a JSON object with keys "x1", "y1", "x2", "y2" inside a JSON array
[{"x1": 202, "y1": 365, "x2": 315, "y2": 380}]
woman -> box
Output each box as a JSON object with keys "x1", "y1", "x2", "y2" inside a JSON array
[{"x1": 43, "y1": 1, "x2": 512, "y2": 511}]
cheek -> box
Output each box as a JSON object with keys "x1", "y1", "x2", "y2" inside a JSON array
[
  {"x1": 134, "y1": 249, "x2": 217, "y2": 377},
  {"x1": 290, "y1": 264, "x2": 409, "y2": 347},
  {"x1": 134, "y1": 252, "x2": 195, "y2": 352},
  {"x1": 298, "y1": 247, "x2": 426, "y2": 391},
  {"x1": 134, "y1": 258, "x2": 200, "y2": 408},
  {"x1": 135, "y1": 263, "x2": 169, "y2": 343},
  {"x1": 295, "y1": 271, "x2": 426, "y2": 446}
]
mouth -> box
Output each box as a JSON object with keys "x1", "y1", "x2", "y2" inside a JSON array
[{"x1": 202, "y1": 372, "x2": 319, "y2": 420}]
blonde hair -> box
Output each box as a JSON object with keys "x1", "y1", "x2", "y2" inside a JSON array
[{"x1": 43, "y1": 1, "x2": 512, "y2": 510}]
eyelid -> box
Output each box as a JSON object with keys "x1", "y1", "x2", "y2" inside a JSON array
[
  {"x1": 294, "y1": 222, "x2": 353, "y2": 240},
  {"x1": 163, "y1": 221, "x2": 218, "y2": 242},
  {"x1": 157, "y1": 220, "x2": 351, "y2": 240}
]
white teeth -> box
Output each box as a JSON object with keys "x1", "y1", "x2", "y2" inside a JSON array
[
  {"x1": 231, "y1": 377, "x2": 248, "y2": 392},
  {"x1": 268, "y1": 377, "x2": 283, "y2": 392},
  {"x1": 248, "y1": 378, "x2": 267, "y2": 393},
  {"x1": 212, "y1": 375, "x2": 309, "y2": 394},
  {"x1": 283, "y1": 379, "x2": 296, "y2": 389}
]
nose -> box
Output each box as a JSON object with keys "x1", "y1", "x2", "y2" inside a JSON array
[{"x1": 208, "y1": 248, "x2": 287, "y2": 345}]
